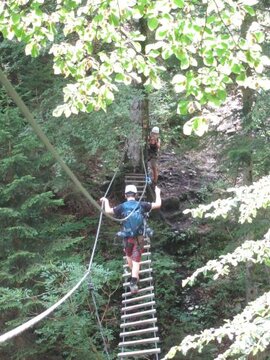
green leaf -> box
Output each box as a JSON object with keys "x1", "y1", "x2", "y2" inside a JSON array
[
  {"x1": 11, "y1": 13, "x2": 21, "y2": 24},
  {"x1": 177, "y1": 100, "x2": 189, "y2": 115},
  {"x1": 156, "y1": 26, "x2": 168, "y2": 40},
  {"x1": 109, "y1": 13, "x2": 119, "y2": 26},
  {"x1": 243, "y1": 5, "x2": 256, "y2": 15},
  {"x1": 115, "y1": 73, "x2": 125, "y2": 82},
  {"x1": 93, "y1": 14, "x2": 103, "y2": 22},
  {"x1": 161, "y1": 48, "x2": 172, "y2": 60},
  {"x1": 147, "y1": 18, "x2": 159, "y2": 31},
  {"x1": 216, "y1": 89, "x2": 227, "y2": 101},
  {"x1": 231, "y1": 63, "x2": 242, "y2": 74},
  {"x1": 254, "y1": 31, "x2": 264, "y2": 44},
  {"x1": 207, "y1": 94, "x2": 223, "y2": 107},
  {"x1": 183, "y1": 117, "x2": 209, "y2": 137},
  {"x1": 25, "y1": 42, "x2": 40, "y2": 57},
  {"x1": 173, "y1": 0, "x2": 184, "y2": 8},
  {"x1": 236, "y1": 72, "x2": 246, "y2": 82}
]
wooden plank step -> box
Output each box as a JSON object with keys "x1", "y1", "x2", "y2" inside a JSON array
[
  {"x1": 123, "y1": 252, "x2": 151, "y2": 259},
  {"x1": 122, "y1": 286, "x2": 154, "y2": 297},
  {"x1": 123, "y1": 276, "x2": 153, "y2": 287},
  {"x1": 125, "y1": 176, "x2": 146, "y2": 179},
  {"x1": 125, "y1": 175, "x2": 146, "y2": 178},
  {"x1": 125, "y1": 180, "x2": 146, "y2": 184},
  {"x1": 123, "y1": 260, "x2": 151, "y2": 268},
  {"x1": 122, "y1": 293, "x2": 154, "y2": 304},
  {"x1": 118, "y1": 348, "x2": 161, "y2": 357},
  {"x1": 120, "y1": 318, "x2": 157, "y2": 328},
  {"x1": 122, "y1": 268, "x2": 152, "y2": 278},
  {"x1": 142, "y1": 251, "x2": 151, "y2": 256},
  {"x1": 121, "y1": 301, "x2": 155, "y2": 312},
  {"x1": 120, "y1": 326, "x2": 158, "y2": 337},
  {"x1": 121, "y1": 309, "x2": 156, "y2": 320},
  {"x1": 119, "y1": 336, "x2": 159, "y2": 346}
]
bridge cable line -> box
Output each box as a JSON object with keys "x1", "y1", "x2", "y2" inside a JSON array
[
  {"x1": 0, "y1": 67, "x2": 149, "y2": 346},
  {"x1": 0, "y1": 141, "x2": 122, "y2": 346},
  {"x1": 0, "y1": 67, "x2": 144, "y2": 224}
]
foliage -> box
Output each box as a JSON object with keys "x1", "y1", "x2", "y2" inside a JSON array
[
  {"x1": 183, "y1": 174, "x2": 270, "y2": 224},
  {"x1": 1, "y1": 0, "x2": 270, "y2": 135},
  {"x1": 164, "y1": 286, "x2": 270, "y2": 360},
  {"x1": 183, "y1": 229, "x2": 270, "y2": 286},
  {"x1": 164, "y1": 171, "x2": 270, "y2": 358}
]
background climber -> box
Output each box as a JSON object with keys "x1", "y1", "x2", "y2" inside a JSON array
[{"x1": 148, "y1": 126, "x2": 161, "y2": 185}]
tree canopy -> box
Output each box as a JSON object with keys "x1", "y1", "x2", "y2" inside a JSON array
[{"x1": 1, "y1": 0, "x2": 269, "y2": 134}]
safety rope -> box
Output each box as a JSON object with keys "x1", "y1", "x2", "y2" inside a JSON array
[
  {"x1": 0, "y1": 153, "x2": 122, "y2": 345},
  {"x1": 0, "y1": 67, "x2": 150, "y2": 346},
  {"x1": 0, "y1": 271, "x2": 89, "y2": 343},
  {"x1": 0, "y1": 67, "x2": 136, "y2": 224}
]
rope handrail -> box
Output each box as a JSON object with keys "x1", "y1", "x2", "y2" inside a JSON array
[
  {"x1": 0, "y1": 67, "x2": 151, "y2": 345},
  {"x1": 0, "y1": 141, "x2": 123, "y2": 345},
  {"x1": 0, "y1": 67, "x2": 136, "y2": 223},
  {"x1": 0, "y1": 66, "x2": 150, "y2": 224},
  {"x1": 0, "y1": 271, "x2": 89, "y2": 343}
]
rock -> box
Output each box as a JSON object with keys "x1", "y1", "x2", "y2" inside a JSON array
[{"x1": 162, "y1": 196, "x2": 180, "y2": 212}]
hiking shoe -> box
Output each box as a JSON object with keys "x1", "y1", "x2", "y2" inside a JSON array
[{"x1": 130, "y1": 282, "x2": 138, "y2": 294}]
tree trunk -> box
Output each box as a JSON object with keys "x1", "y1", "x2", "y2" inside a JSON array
[
  {"x1": 126, "y1": 18, "x2": 149, "y2": 173},
  {"x1": 240, "y1": 13, "x2": 256, "y2": 116}
]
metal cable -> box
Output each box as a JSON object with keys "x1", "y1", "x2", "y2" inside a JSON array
[
  {"x1": 89, "y1": 281, "x2": 111, "y2": 360},
  {"x1": 0, "y1": 67, "x2": 133, "y2": 224}
]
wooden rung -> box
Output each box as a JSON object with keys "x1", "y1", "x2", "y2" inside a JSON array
[
  {"x1": 118, "y1": 348, "x2": 161, "y2": 357},
  {"x1": 121, "y1": 301, "x2": 155, "y2": 312},
  {"x1": 123, "y1": 277, "x2": 152, "y2": 287},
  {"x1": 122, "y1": 286, "x2": 154, "y2": 297},
  {"x1": 125, "y1": 175, "x2": 146, "y2": 179},
  {"x1": 121, "y1": 309, "x2": 156, "y2": 320},
  {"x1": 122, "y1": 293, "x2": 154, "y2": 304},
  {"x1": 125, "y1": 174, "x2": 145, "y2": 178},
  {"x1": 120, "y1": 318, "x2": 157, "y2": 328},
  {"x1": 123, "y1": 260, "x2": 151, "y2": 268},
  {"x1": 119, "y1": 336, "x2": 159, "y2": 346},
  {"x1": 144, "y1": 244, "x2": 150, "y2": 249},
  {"x1": 120, "y1": 326, "x2": 158, "y2": 337},
  {"x1": 125, "y1": 175, "x2": 145, "y2": 184},
  {"x1": 122, "y1": 268, "x2": 152, "y2": 278},
  {"x1": 123, "y1": 252, "x2": 151, "y2": 259},
  {"x1": 142, "y1": 251, "x2": 151, "y2": 256}
]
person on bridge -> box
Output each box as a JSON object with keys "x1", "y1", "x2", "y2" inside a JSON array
[
  {"x1": 100, "y1": 184, "x2": 161, "y2": 294},
  {"x1": 148, "y1": 126, "x2": 161, "y2": 185}
]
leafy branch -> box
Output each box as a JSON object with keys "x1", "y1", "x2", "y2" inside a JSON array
[
  {"x1": 183, "y1": 175, "x2": 270, "y2": 224},
  {"x1": 164, "y1": 283, "x2": 270, "y2": 360},
  {"x1": 182, "y1": 229, "x2": 270, "y2": 287}
]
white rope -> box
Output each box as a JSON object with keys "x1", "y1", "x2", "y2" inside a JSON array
[
  {"x1": 0, "y1": 147, "x2": 127, "y2": 344},
  {"x1": 0, "y1": 270, "x2": 89, "y2": 343}
]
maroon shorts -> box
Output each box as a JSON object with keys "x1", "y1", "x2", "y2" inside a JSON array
[{"x1": 124, "y1": 237, "x2": 144, "y2": 263}]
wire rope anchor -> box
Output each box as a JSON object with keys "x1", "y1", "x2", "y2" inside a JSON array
[
  {"x1": 146, "y1": 175, "x2": 152, "y2": 184},
  {"x1": 88, "y1": 279, "x2": 95, "y2": 292}
]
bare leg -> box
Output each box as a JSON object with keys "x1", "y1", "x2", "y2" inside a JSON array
[
  {"x1": 126, "y1": 256, "x2": 132, "y2": 270},
  {"x1": 152, "y1": 165, "x2": 158, "y2": 183},
  {"x1": 132, "y1": 261, "x2": 140, "y2": 279}
]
